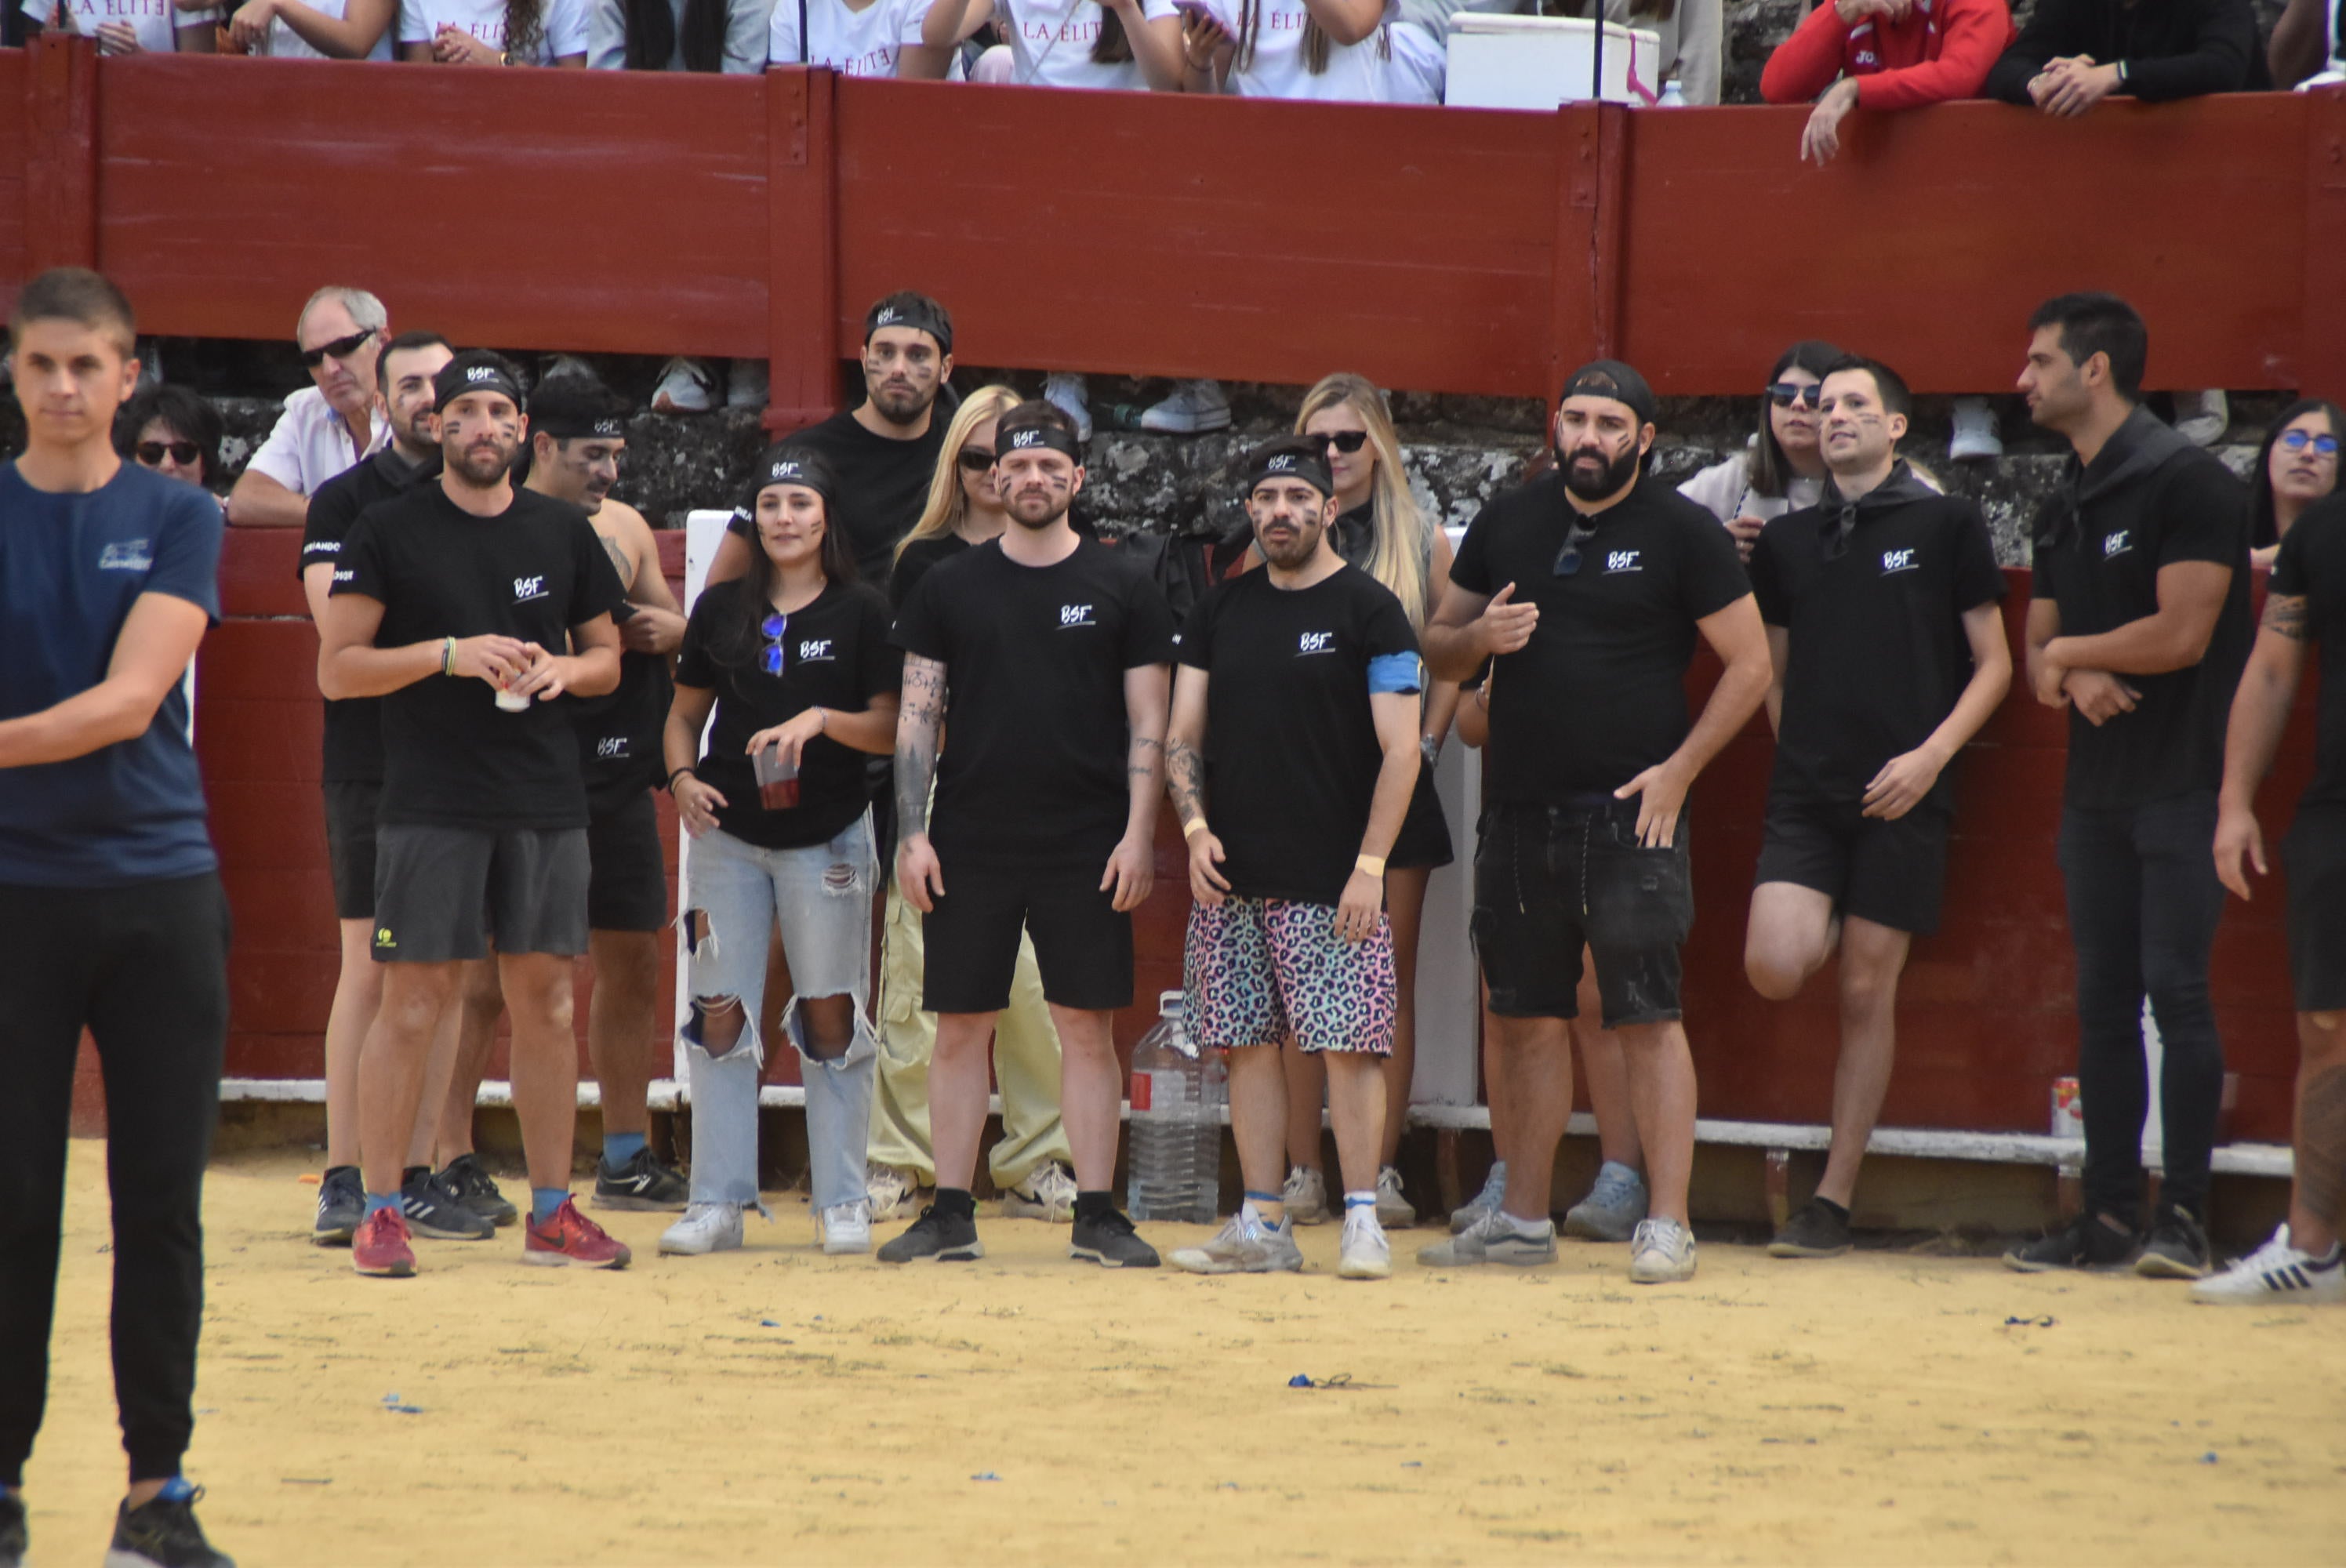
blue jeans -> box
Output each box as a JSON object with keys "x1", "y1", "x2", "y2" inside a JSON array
[{"x1": 681, "y1": 816, "x2": 877, "y2": 1214}]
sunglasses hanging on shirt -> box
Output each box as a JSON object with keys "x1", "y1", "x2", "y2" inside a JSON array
[
  {"x1": 760, "y1": 613, "x2": 788, "y2": 677},
  {"x1": 300, "y1": 328, "x2": 374, "y2": 369},
  {"x1": 1552, "y1": 519, "x2": 1600, "y2": 577}
]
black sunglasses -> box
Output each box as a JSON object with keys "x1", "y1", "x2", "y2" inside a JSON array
[
  {"x1": 136, "y1": 440, "x2": 202, "y2": 466},
  {"x1": 1313, "y1": 430, "x2": 1371, "y2": 455},
  {"x1": 300, "y1": 328, "x2": 374, "y2": 369},
  {"x1": 957, "y1": 447, "x2": 997, "y2": 471},
  {"x1": 1552, "y1": 519, "x2": 1600, "y2": 577},
  {"x1": 1766, "y1": 383, "x2": 1822, "y2": 409}
]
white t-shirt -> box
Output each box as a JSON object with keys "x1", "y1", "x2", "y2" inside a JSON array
[
  {"x1": 995, "y1": 0, "x2": 1176, "y2": 89},
  {"x1": 401, "y1": 0, "x2": 590, "y2": 62},
  {"x1": 1385, "y1": 16, "x2": 1440, "y2": 103},
  {"x1": 767, "y1": 0, "x2": 927, "y2": 74},
  {"x1": 26, "y1": 0, "x2": 216, "y2": 52},
  {"x1": 1200, "y1": 0, "x2": 1390, "y2": 103},
  {"x1": 267, "y1": 0, "x2": 396, "y2": 60},
  {"x1": 249, "y1": 387, "x2": 389, "y2": 498}
]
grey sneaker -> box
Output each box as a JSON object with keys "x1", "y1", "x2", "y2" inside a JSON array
[
  {"x1": 1000, "y1": 1160, "x2": 1077, "y2": 1223},
  {"x1": 1563, "y1": 1160, "x2": 1647, "y2": 1243},
  {"x1": 1449, "y1": 1160, "x2": 1508, "y2": 1234},
  {"x1": 1629, "y1": 1218, "x2": 1698, "y2": 1283},
  {"x1": 1281, "y1": 1164, "x2": 1329, "y2": 1226},
  {"x1": 1416, "y1": 1211, "x2": 1556, "y2": 1268},
  {"x1": 877, "y1": 1204, "x2": 985, "y2": 1264},
  {"x1": 1767, "y1": 1198, "x2": 1852, "y2": 1259},
  {"x1": 312, "y1": 1164, "x2": 362, "y2": 1247},
  {"x1": 1070, "y1": 1207, "x2": 1161, "y2": 1269},
  {"x1": 2136, "y1": 1203, "x2": 2211, "y2": 1279},
  {"x1": 399, "y1": 1167, "x2": 494, "y2": 1241},
  {"x1": 1170, "y1": 1212, "x2": 1304, "y2": 1275},
  {"x1": 1375, "y1": 1165, "x2": 1417, "y2": 1229},
  {"x1": 1338, "y1": 1207, "x2": 1392, "y2": 1280}
]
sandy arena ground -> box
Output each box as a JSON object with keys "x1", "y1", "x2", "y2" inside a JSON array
[{"x1": 18, "y1": 1143, "x2": 2346, "y2": 1566}]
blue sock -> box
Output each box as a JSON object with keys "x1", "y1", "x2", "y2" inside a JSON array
[
  {"x1": 363, "y1": 1192, "x2": 400, "y2": 1218},
  {"x1": 603, "y1": 1131, "x2": 647, "y2": 1167},
  {"x1": 531, "y1": 1188, "x2": 568, "y2": 1225},
  {"x1": 155, "y1": 1477, "x2": 197, "y2": 1504}
]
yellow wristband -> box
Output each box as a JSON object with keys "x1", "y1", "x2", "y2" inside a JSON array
[
  {"x1": 1356, "y1": 854, "x2": 1386, "y2": 877},
  {"x1": 1182, "y1": 818, "x2": 1211, "y2": 840}
]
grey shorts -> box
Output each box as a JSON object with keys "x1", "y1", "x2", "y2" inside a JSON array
[{"x1": 371, "y1": 823, "x2": 590, "y2": 964}]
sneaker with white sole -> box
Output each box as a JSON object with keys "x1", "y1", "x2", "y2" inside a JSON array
[
  {"x1": 1375, "y1": 1165, "x2": 1416, "y2": 1229},
  {"x1": 866, "y1": 1161, "x2": 918, "y2": 1221},
  {"x1": 1416, "y1": 1211, "x2": 1556, "y2": 1268},
  {"x1": 1563, "y1": 1160, "x2": 1647, "y2": 1243},
  {"x1": 659, "y1": 1202, "x2": 746, "y2": 1257},
  {"x1": 1000, "y1": 1160, "x2": 1077, "y2": 1222},
  {"x1": 1282, "y1": 1164, "x2": 1329, "y2": 1225},
  {"x1": 539, "y1": 353, "x2": 597, "y2": 385},
  {"x1": 2173, "y1": 388, "x2": 2228, "y2": 448},
  {"x1": 1169, "y1": 1210, "x2": 1302, "y2": 1275},
  {"x1": 1629, "y1": 1217, "x2": 1698, "y2": 1283},
  {"x1": 2191, "y1": 1225, "x2": 2345, "y2": 1305},
  {"x1": 1338, "y1": 1207, "x2": 1391, "y2": 1280},
  {"x1": 1449, "y1": 1160, "x2": 1508, "y2": 1234},
  {"x1": 1949, "y1": 396, "x2": 2003, "y2": 461},
  {"x1": 1043, "y1": 371, "x2": 1094, "y2": 442},
  {"x1": 1138, "y1": 378, "x2": 1231, "y2": 434},
  {"x1": 819, "y1": 1199, "x2": 873, "y2": 1255},
  {"x1": 651, "y1": 356, "x2": 717, "y2": 415}
]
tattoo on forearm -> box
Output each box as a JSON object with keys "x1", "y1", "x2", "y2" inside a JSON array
[
  {"x1": 1166, "y1": 738, "x2": 1206, "y2": 822},
  {"x1": 1128, "y1": 733, "x2": 1164, "y2": 786},
  {"x1": 2300, "y1": 1064, "x2": 2346, "y2": 1225},
  {"x1": 2263, "y1": 593, "x2": 2311, "y2": 642},
  {"x1": 895, "y1": 656, "x2": 946, "y2": 834}
]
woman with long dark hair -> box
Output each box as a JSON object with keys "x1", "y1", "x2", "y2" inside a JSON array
[
  {"x1": 590, "y1": 0, "x2": 770, "y2": 67},
  {"x1": 2249, "y1": 397, "x2": 2343, "y2": 570},
  {"x1": 1679, "y1": 339, "x2": 1841, "y2": 562},
  {"x1": 661, "y1": 446, "x2": 902, "y2": 1258}
]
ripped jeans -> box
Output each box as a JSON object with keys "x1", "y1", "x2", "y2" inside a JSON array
[{"x1": 680, "y1": 815, "x2": 877, "y2": 1214}]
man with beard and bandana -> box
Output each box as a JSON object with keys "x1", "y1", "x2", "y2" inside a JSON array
[
  {"x1": 1740, "y1": 356, "x2": 2012, "y2": 1261},
  {"x1": 1419, "y1": 360, "x2": 1769, "y2": 1285},
  {"x1": 1163, "y1": 437, "x2": 1423, "y2": 1283},
  {"x1": 318, "y1": 350, "x2": 634, "y2": 1279}
]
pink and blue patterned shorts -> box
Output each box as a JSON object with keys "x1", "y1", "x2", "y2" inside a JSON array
[{"x1": 1182, "y1": 896, "x2": 1396, "y2": 1055}]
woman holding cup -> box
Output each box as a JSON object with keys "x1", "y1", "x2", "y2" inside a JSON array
[{"x1": 660, "y1": 445, "x2": 902, "y2": 1258}]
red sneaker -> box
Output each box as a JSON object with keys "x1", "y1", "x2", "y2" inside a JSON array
[
  {"x1": 352, "y1": 1207, "x2": 416, "y2": 1278},
  {"x1": 523, "y1": 1196, "x2": 632, "y2": 1269}
]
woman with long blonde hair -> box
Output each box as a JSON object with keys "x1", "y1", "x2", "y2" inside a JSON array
[
  {"x1": 891, "y1": 383, "x2": 1024, "y2": 601},
  {"x1": 1276, "y1": 372, "x2": 1458, "y2": 1232}
]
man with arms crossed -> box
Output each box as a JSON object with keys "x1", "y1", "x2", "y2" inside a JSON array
[
  {"x1": 318, "y1": 351, "x2": 632, "y2": 1277},
  {"x1": 1742, "y1": 356, "x2": 2012, "y2": 1258},
  {"x1": 1165, "y1": 438, "x2": 1422, "y2": 1281},
  {"x1": 0, "y1": 268, "x2": 234, "y2": 1568},
  {"x1": 1419, "y1": 360, "x2": 1770, "y2": 1284},
  {"x1": 884, "y1": 400, "x2": 1173, "y2": 1268}
]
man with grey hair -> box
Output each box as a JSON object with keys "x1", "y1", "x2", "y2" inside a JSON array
[{"x1": 225, "y1": 285, "x2": 390, "y2": 528}]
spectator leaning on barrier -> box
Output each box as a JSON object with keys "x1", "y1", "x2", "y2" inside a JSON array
[
  {"x1": 767, "y1": 0, "x2": 986, "y2": 80},
  {"x1": 401, "y1": 0, "x2": 590, "y2": 62},
  {"x1": 26, "y1": 0, "x2": 217, "y2": 53},
  {"x1": 116, "y1": 383, "x2": 225, "y2": 499},
  {"x1": 1761, "y1": 0, "x2": 2016, "y2": 166},
  {"x1": 226, "y1": 285, "x2": 390, "y2": 529},
  {"x1": 1985, "y1": 0, "x2": 2269, "y2": 114},
  {"x1": 2248, "y1": 398, "x2": 2343, "y2": 572},
  {"x1": 226, "y1": 0, "x2": 395, "y2": 56}
]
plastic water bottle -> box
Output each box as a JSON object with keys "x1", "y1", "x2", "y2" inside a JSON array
[
  {"x1": 1126, "y1": 990, "x2": 1224, "y2": 1223},
  {"x1": 1658, "y1": 79, "x2": 1687, "y2": 107}
]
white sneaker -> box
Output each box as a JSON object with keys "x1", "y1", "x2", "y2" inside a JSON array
[
  {"x1": 1000, "y1": 1160, "x2": 1077, "y2": 1223},
  {"x1": 1043, "y1": 371, "x2": 1093, "y2": 442},
  {"x1": 819, "y1": 1199, "x2": 873, "y2": 1255},
  {"x1": 2174, "y1": 388, "x2": 2228, "y2": 448},
  {"x1": 2192, "y1": 1225, "x2": 2345, "y2": 1305},
  {"x1": 1281, "y1": 1164, "x2": 1329, "y2": 1225},
  {"x1": 1338, "y1": 1207, "x2": 1391, "y2": 1280},
  {"x1": 659, "y1": 1201, "x2": 744, "y2": 1256},
  {"x1": 1375, "y1": 1165, "x2": 1416, "y2": 1229},
  {"x1": 1169, "y1": 1210, "x2": 1304, "y2": 1274},
  {"x1": 866, "y1": 1160, "x2": 917, "y2": 1221},
  {"x1": 1629, "y1": 1217, "x2": 1698, "y2": 1283},
  {"x1": 1138, "y1": 378, "x2": 1231, "y2": 434},
  {"x1": 1450, "y1": 1160, "x2": 1507, "y2": 1234},
  {"x1": 725, "y1": 358, "x2": 769, "y2": 411},
  {"x1": 1949, "y1": 397, "x2": 2003, "y2": 461},
  {"x1": 539, "y1": 353, "x2": 597, "y2": 385},
  {"x1": 651, "y1": 356, "x2": 717, "y2": 415},
  {"x1": 1416, "y1": 1210, "x2": 1556, "y2": 1268}
]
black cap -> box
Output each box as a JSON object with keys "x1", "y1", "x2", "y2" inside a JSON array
[
  {"x1": 528, "y1": 377, "x2": 628, "y2": 441},
  {"x1": 1559, "y1": 359, "x2": 1657, "y2": 425},
  {"x1": 433, "y1": 350, "x2": 525, "y2": 414},
  {"x1": 1245, "y1": 436, "x2": 1333, "y2": 500}
]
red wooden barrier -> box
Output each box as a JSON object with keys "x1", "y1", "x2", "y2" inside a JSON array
[{"x1": 2, "y1": 38, "x2": 2341, "y2": 402}]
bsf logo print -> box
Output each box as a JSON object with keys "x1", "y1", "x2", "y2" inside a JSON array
[
  {"x1": 513, "y1": 575, "x2": 547, "y2": 602},
  {"x1": 1059, "y1": 604, "x2": 1095, "y2": 627},
  {"x1": 798, "y1": 639, "x2": 835, "y2": 661},
  {"x1": 1881, "y1": 548, "x2": 1919, "y2": 574},
  {"x1": 1298, "y1": 631, "x2": 1335, "y2": 654},
  {"x1": 1606, "y1": 550, "x2": 1641, "y2": 573}
]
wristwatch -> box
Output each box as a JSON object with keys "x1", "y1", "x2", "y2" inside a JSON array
[{"x1": 1418, "y1": 735, "x2": 1442, "y2": 768}]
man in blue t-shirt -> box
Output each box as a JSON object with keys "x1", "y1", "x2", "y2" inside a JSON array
[{"x1": 0, "y1": 269, "x2": 234, "y2": 1568}]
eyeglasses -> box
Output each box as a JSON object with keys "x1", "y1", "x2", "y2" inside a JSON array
[
  {"x1": 1313, "y1": 430, "x2": 1371, "y2": 455},
  {"x1": 957, "y1": 447, "x2": 997, "y2": 471},
  {"x1": 136, "y1": 440, "x2": 201, "y2": 466},
  {"x1": 1766, "y1": 383, "x2": 1822, "y2": 409},
  {"x1": 1552, "y1": 519, "x2": 1600, "y2": 576},
  {"x1": 760, "y1": 613, "x2": 788, "y2": 677},
  {"x1": 2280, "y1": 430, "x2": 2341, "y2": 456},
  {"x1": 300, "y1": 328, "x2": 374, "y2": 369}
]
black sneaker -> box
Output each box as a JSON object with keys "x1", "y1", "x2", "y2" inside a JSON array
[
  {"x1": 105, "y1": 1483, "x2": 234, "y2": 1568},
  {"x1": 2003, "y1": 1210, "x2": 2136, "y2": 1272},
  {"x1": 2136, "y1": 1203, "x2": 2212, "y2": 1279},
  {"x1": 876, "y1": 1204, "x2": 985, "y2": 1264},
  {"x1": 1070, "y1": 1207, "x2": 1161, "y2": 1269},
  {"x1": 311, "y1": 1165, "x2": 362, "y2": 1248},
  {"x1": 399, "y1": 1167, "x2": 494, "y2": 1241},
  {"x1": 1766, "y1": 1198, "x2": 1852, "y2": 1259},
  {"x1": 437, "y1": 1152, "x2": 517, "y2": 1228},
  {"x1": 591, "y1": 1147, "x2": 689, "y2": 1212},
  {"x1": 2, "y1": 1488, "x2": 27, "y2": 1568}
]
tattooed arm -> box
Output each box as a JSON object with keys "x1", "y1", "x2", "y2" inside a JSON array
[
  {"x1": 894, "y1": 654, "x2": 949, "y2": 911},
  {"x1": 2213, "y1": 593, "x2": 2312, "y2": 902},
  {"x1": 1103, "y1": 662, "x2": 1171, "y2": 914},
  {"x1": 1165, "y1": 665, "x2": 1227, "y2": 906}
]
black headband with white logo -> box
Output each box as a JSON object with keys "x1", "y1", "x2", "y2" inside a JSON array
[
  {"x1": 864, "y1": 296, "x2": 953, "y2": 354},
  {"x1": 999, "y1": 424, "x2": 1084, "y2": 463},
  {"x1": 433, "y1": 350, "x2": 525, "y2": 413},
  {"x1": 1246, "y1": 445, "x2": 1332, "y2": 499}
]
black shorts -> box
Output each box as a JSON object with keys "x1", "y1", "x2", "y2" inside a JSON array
[
  {"x1": 322, "y1": 779, "x2": 382, "y2": 922},
  {"x1": 1389, "y1": 764, "x2": 1455, "y2": 872},
  {"x1": 1472, "y1": 798, "x2": 1692, "y2": 1029},
  {"x1": 372, "y1": 823, "x2": 590, "y2": 964},
  {"x1": 1753, "y1": 793, "x2": 1952, "y2": 937},
  {"x1": 2285, "y1": 803, "x2": 2346, "y2": 1013},
  {"x1": 586, "y1": 789, "x2": 670, "y2": 933},
  {"x1": 923, "y1": 858, "x2": 1131, "y2": 1014}
]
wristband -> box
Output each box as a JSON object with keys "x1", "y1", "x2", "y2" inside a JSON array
[
  {"x1": 441, "y1": 637, "x2": 456, "y2": 677},
  {"x1": 1356, "y1": 854, "x2": 1386, "y2": 877},
  {"x1": 815, "y1": 707, "x2": 828, "y2": 734},
  {"x1": 1182, "y1": 818, "x2": 1211, "y2": 840},
  {"x1": 668, "y1": 767, "x2": 696, "y2": 788}
]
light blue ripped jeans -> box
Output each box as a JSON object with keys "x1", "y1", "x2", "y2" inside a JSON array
[{"x1": 680, "y1": 814, "x2": 877, "y2": 1214}]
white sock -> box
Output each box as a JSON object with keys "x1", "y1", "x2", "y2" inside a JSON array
[
  {"x1": 1504, "y1": 1210, "x2": 1550, "y2": 1237},
  {"x1": 1343, "y1": 1191, "x2": 1377, "y2": 1219}
]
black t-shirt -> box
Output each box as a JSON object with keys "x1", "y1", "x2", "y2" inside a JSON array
[
  {"x1": 1750, "y1": 470, "x2": 2006, "y2": 808},
  {"x1": 1450, "y1": 470, "x2": 1752, "y2": 802},
  {"x1": 2031, "y1": 411, "x2": 2251, "y2": 809},
  {"x1": 675, "y1": 577, "x2": 900, "y2": 849},
  {"x1": 889, "y1": 531, "x2": 966, "y2": 612},
  {"x1": 333, "y1": 484, "x2": 627, "y2": 830},
  {"x1": 301, "y1": 447, "x2": 439, "y2": 784},
  {"x1": 573, "y1": 606, "x2": 674, "y2": 813},
  {"x1": 2268, "y1": 495, "x2": 2346, "y2": 807},
  {"x1": 728, "y1": 408, "x2": 946, "y2": 585},
  {"x1": 1178, "y1": 564, "x2": 1419, "y2": 906},
  {"x1": 892, "y1": 536, "x2": 1175, "y2": 867}
]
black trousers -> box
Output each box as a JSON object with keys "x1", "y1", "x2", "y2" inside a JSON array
[
  {"x1": 2056, "y1": 792, "x2": 2227, "y2": 1221},
  {"x1": 0, "y1": 873, "x2": 230, "y2": 1486}
]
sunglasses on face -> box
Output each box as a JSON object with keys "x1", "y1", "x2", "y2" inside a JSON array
[
  {"x1": 957, "y1": 447, "x2": 997, "y2": 471},
  {"x1": 1313, "y1": 430, "x2": 1371, "y2": 455},
  {"x1": 136, "y1": 440, "x2": 201, "y2": 466},
  {"x1": 300, "y1": 328, "x2": 373, "y2": 369},
  {"x1": 760, "y1": 612, "x2": 788, "y2": 677},
  {"x1": 2280, "y1": 430, "x2": 2341, "y2": 456},
  {"x1": 1767, "y1": 383, "x2": 1822, "y2": 409},
  {"x1": 1552, "y1": 519, "x2": 1600, "y2": 577}
]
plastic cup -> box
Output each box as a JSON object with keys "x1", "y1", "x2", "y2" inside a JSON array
[
  {"x1": 494, "y1": 681, "x2": 531, "y2": 713},
  {"x1": 754, "y1": 746, "x2": 800, "y2": 811}
]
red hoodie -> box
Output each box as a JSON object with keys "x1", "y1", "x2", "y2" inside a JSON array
[{"x1": 1760, "y1": 0, "x2": 2017, "y2": 112}]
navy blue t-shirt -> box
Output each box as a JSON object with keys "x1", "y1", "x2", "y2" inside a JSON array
[{"x1": 0, "y1": 459, "x2": 223, "y2": 887}]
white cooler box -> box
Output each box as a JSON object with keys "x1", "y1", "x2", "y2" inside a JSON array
[{"x1": 1444, "y1": 15, "x2": 1661, "y2": 109}]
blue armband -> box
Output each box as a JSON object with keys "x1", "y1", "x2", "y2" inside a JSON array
[{"x1": 1367, "y1": 652, "x2": 1423, "y2": 695}]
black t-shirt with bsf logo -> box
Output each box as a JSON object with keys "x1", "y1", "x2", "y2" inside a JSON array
[
  {"x1": 1450, "y1": 471, "x2": 1752, "y2": 802},
  {"x1": 2268, "y1": 493, "x2": 2346, "y2": 807},
  {"x1": 1750, "y1": 470, "x2": 2006, "y2": 808},
  {"x1": 892, "y1": 536, "x2": 1175, "y2": 868},
  {"x1": 333, "y1": 484, "x2": 627, "y2": 831},
  {"x1": 300, "y1": 448, "x2": 439, "y2": 784},
  {"x1": 1178, "y1": 564, "x2": 1421, "y2": 906},
  {"x1": 675, "y1": 577, "x2": 901, "y2": 850}
]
